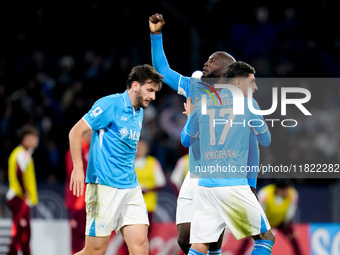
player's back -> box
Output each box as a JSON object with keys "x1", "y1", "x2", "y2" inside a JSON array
[{"x1": 195, "y1": 88, "x2": 252, "y2": 187}]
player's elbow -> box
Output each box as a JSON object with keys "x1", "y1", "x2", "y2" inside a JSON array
[
  {"x1": 181, "y1": 131, "x2": 190, "y2": 148},
  {"x1": 258, "y1": 132, "x2": 271, "y2": 147}
]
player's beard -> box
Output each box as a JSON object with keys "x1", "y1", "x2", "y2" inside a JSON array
[
  {"x1": 201, "y1": 69, "x2": 222, "y2": 84},
  {"x1": 136, "y1": 91, "x2": 150, "y2": 109}
]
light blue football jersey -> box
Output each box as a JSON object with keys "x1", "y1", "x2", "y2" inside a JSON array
[
  {"x1": 152, "y1": 33, "x2": 265, "y2": 184},
  {"x1": 188, "y1": 88, "x2": 268, "y2": 187},
  {"x1": 83, "y1": 90, "x2": 142, "y2": 189}
]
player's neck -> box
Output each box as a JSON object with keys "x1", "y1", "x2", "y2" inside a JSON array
[{"x1": 127, "y1": 89, "x2": 139, "y2": 109}]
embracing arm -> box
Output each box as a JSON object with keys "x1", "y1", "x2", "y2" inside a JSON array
[{"x1": 251, "y1": 99, "x2": 271, "y2": 147}]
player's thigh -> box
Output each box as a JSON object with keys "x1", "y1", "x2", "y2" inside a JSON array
[
  {"x1": 83, "y1": 235, "x2": 110, "y2": 255},
  {"x1": 118, "y1": 186, "x2": 149, "y2": 232},
  {"x1": 190, "y1": 187, "x2": 225, "y2": 244},
  {"x1": 176, "y1": 173, "x2": 198, "y2": 225},
  {"x1": 85, "y1": 184, "x2": 127, "y2": 237},
  {"x1": 177, "y1": 222, "x2": 191, "y2": 242},
  {"x1": 215, "y1": 185, "x2": 271, "y2": 240},
  {"x1": 121, "y1": 224, "x2": 148, "y2": 254}
]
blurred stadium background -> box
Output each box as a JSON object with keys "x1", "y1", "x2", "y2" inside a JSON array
[{"x1": 0, "y1": 1, "x2": 339, "y2": 254}]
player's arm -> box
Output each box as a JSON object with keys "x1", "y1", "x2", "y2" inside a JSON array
[
  {"x1": 149, "y1": 13, "x2": 191, "y2": 96},
  {"x1": 251, "y1": 99, "x2": 271, "y2": 147},
  {"x1": 22, "y1": 157, "x2": 38, "y2": 206},
  {"x1": 181, "y1": 97, "x2": 199, "y2": 147},
  {"x1": 69, "y1": 118, "x2": 91, "y2": 197},
  {"x1": 247, "y1": 130, "x2": 259, "y2": 200}
]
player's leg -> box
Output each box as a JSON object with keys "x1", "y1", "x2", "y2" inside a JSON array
[
  {"x1": 81, "y1": 184, "x2": 126, "y2": 255},
  {"x1": 177, "y1": 222, "x2": 191, "y2": 254},
  {"x1": 214, "y1": 186, "x2": 275, "y2": 255},
  {"x1": 72, "y1": 209, "x2": 87, "y2": 253},
  {"x1": 176, "y1": 172, "x2": 198, "y2": 254},
  {"x1": 21, "y1": 208, "x2": 32, "y2": 255},
  {"x1": 190, "y1": 187, "x2": 226, "y2": 255},
  {"x1": 7, "y1": 197, "x2": 29, "y2": 255},
  {"x1": 252, "y1": 230, "x2": 275, "y2": 255},
  {"x1": 121, "y1": 224, "x2": 149, "y2": 255},
  {"x1": 74, "y1": 235, "x2": 110, "y2": 255},
  {"x1": 277, "y1": 223, "x2": 302, "y2": 255},
  {"x1": 118, "y1": 186, "x2": 149, "y2": 255},
  {"x1": 207, "y1": 230, "x2": 224, "y2": 255},
  {"x1": 190, "y1": 243, "x2": 209, "y2": 255}
]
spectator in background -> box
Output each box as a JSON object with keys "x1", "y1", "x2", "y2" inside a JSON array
[
  {"x1": 135, "y1": 139, "x2": 166, "y2": 236},
  {"x1": 65, "y1": 130, "x2": 92, "y2": 254},
  {"x1": 170, "y1": 153, "x2": 189, "y2": 194},
  {"x1": 6, "y1": 125, "x2": 39, "y2": 255},
  {"x1": 258, "y1": 179, "x2": 301, "y2": 255}
]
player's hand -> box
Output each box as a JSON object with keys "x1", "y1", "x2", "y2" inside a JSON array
[
  {"x1": 70, "y1": 167, "x2": 85, "y2": 197},
  {"x1": 149, "y1": 13, "x2": 165, "y2": 34},
  {"x1": 183, "y1": 97, "x2": 199, "y2": 116}
]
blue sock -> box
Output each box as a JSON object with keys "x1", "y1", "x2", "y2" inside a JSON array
[
  {"x1": 250, "y1": 240, "x2": 274, "y2": 255},
  {"x1": 188, "y1": 248, "x2": 205, "y2": 255},
  {"x1": 207, "y1": 249, "x2": 221, "y2": 255}
]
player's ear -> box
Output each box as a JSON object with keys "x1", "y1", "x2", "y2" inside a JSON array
[
  {"x1": 234, "y1": 78, "x2": 241, "y2": 88},
  {"x1": 131, "y1": 81, "x2": 140, "y2": 93}
]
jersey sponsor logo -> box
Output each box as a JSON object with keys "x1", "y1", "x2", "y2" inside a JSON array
[
  {"x1": 119, "y1": 127, "x2": 129, "y2": 138},
  {"x1": 121, "y1": 116, "x2": 128, "y2": 121},
  {"x1": 129, "y1": 130, "x2": 140, "y2": 141},
  {"x1": 91, "y1": 106, "x2": 103, "y2": 117},
  {"x1": 119, "y1": 127, "x2": 140, "y2": 141}
]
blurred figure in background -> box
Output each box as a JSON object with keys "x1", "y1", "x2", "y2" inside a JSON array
[
  {"x1": 258, "y1": 179, "x2": 301, "y2": 255},
  {"x1": 6, "y1": 125, "x2": 39, "y2": 255},
  {"x1": 170, "y1": 154, "x2": 189, "y2": 194},
  {"x1": 65, "y1": 131, "x2": 92, "y2": 254},
  {"x1": 135, "y1": 139, "x2": 166, "y2": 236}
]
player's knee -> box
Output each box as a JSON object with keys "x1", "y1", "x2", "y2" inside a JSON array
[
  {"x1": 253, "y1": 230, "x2": 275, "y2": 243},
  {"x1": 83, "y1": 244, "x2": 106, "y2": 255},
  {"x1": 263, "y1": 230, "x2": 275, "y2": 243},
  {"x1": 128, "y1": 236, "x2": 149, "y2": 255}
]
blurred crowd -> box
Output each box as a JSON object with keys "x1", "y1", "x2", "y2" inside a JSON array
[{"x1": 0, "y1": 1, "x2": 339, "y2": 187}]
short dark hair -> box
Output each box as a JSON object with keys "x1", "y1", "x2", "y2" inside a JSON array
[
  {"x1": 17, "y1": 125, "x2": 39, "y2": 142},
  {"x1": 274, "y1": 179, "x2": 292, "y2": 189},
  {"x1": 224, "y1": 61, "x2": 255, "y2": 81},
  {"x1": 127, "y1": 64, "x2": 163, "y2": 90}
]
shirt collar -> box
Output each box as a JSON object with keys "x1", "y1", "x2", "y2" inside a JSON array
[
  {"x1": 123, "y1": 90, "x2": 141, "y2": 112},
  {"x1": 123, "y1": 90, "x2": 132, "y2": 108}
]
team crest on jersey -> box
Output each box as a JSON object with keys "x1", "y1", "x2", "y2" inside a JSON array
[
  {"x1": 91, "y1": 106, "x2": 103, "y2": 117},
  {"x1": 119, "y1": 127, "x2": 129, "y2": 138}
]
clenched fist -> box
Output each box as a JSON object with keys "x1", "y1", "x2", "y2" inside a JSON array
[{"x1": 149, "y1": 13, "x2": 165, "y2": 34}]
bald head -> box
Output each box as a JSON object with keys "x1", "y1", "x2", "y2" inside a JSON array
[
  {"x1": 203, "y1": 51, "x2": 236, "y2": 79},
  {"x1": 214, "y1": 51, "x2": 236, "y2": 68}
]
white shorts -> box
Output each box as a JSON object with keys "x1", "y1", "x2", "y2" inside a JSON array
[
  {"x1": 176, "y1": 172, "x2": 199, "y2": 225},
  {"x1": 190, "y1": 185, "x2": 271, "y2": 243},
  {"x1": 85, "y1": 183, "x2": 149, "y2": 237}
]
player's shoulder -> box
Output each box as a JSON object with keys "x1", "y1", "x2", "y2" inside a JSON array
[{"x1": 95, "y1": 93, "x2": 123, "y2": 107}]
